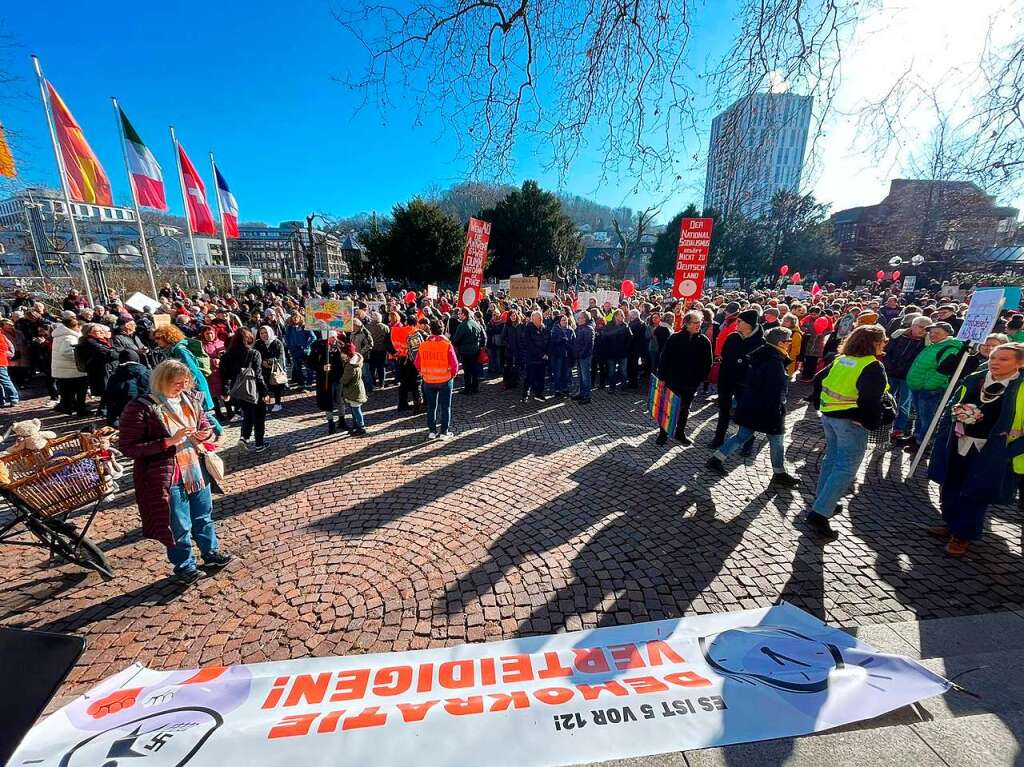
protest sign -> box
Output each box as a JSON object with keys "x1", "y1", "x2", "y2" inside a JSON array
[
  {"x1": 12, "y1": 603, "x2": 948, "y2": 767},
  {"x1": 498, "y1": 279, "x2": 510, "y2": 292},
  {"x1": 538, "y1": 279, "x2": 556, "y2": 298},
  {"x1": 458, "y1": 218, "x2": 491, "y2": 308},
  {"x1": 374, "y1": 282, "x2": 386, "y2": 294},
  {"x1": 672, "y1": 217, "x2": 713, "y2": 300},
  {"x1": 1000, "y1": 286, "x2": 1022, "y2": 310},
  {"x1": 125, "y1": 292, "x2": 160, "y2": 313},
  {"x1": 152, "y1": 313, "x2": 171, "y2": 328},
  {"x1": 596, "y1": 289, "x2": 621, "y2": 307},
  {"x1": 784, "y1": 285, "x2": 804, "y2": 299},
  {"x1": 426, "y1": 284, "x2": 438, "y2": 300},
  {"x1": 577, "y1": 291, "x2": 598, "y2": 309},
  {"x1": 509, "y1": 276, "x2": 539, "y2": 300},
  {"x1": 304, "y1": 298, "x2": 354, "y2": 333},
  {"x1": 957, "y1": 288, "x2": 1005, "y2": 343},
  {"x1": 901, "y1": 275, "x2": 917, "y2": 294}
]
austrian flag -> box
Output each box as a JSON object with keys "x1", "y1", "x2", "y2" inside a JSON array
[
  {"x1": 118, "y1": 106, "x2": 166, "y2": 210},
  {"x1": 215, "y1": 167, "x2": 239, "y2": 237}
]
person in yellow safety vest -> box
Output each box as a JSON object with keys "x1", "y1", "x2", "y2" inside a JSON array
[
  {"x1": 807, "y1": 324, "x2": 893, "y2": 540},
  {"x1": 927, "y1": 342, "x2": 1024, "y2": 557},
  {"x1": 414, "y1": 319, "x2": 460, "y2": 440}
]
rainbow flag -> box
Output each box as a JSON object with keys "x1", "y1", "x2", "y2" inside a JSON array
[
  {"x1": 648, "y1": 376, "x2": 681, "y2": 436},
  {"x1": 46, "y1": 81, "x2": 113, "y2": 205}
]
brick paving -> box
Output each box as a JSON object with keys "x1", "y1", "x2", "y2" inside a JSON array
[{"x1": 1, "y1": 375, "x2": 1022, "y2": 704}]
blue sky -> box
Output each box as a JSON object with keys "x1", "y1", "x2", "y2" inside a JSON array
[
  {"x1": 0, "y1": 1, "x2": 737, "y2": 225},
  {"x1": 2, "y1": 1, "x2": 1012, "y2": 225}
]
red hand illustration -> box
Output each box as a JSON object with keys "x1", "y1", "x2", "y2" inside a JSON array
[{"x1": 86, "y1": 688, "x2": 142, "y2": 719}]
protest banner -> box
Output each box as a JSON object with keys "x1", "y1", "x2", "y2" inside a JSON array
[
  {"x1": 596, "y1": 289, "x2": 620, "y2": 307},
  {"x1": 509, "y1": 276, "x2": 539, "y2": 300},
  {"x1": 426, "y1": 284, "x2": 438, "y2": 300},
  {"x1": 784, "y1": 285, "x2": 804, "y2": 299},
  {"x1": 538, "y1": 279, "x2": 555, "y2": 298},
  {"x1": 125, "y1": 292, "x2": 160, "y2": 313},
  {"x1": 909, "y1": 287, "x2": 1005, "y2": 478},
  {"x1": 672, "y1": 217, "x2": 713, "y2": 300},
  {"x1": 901, "y1": 275, "x2": 917, "y2": 294},
  {"x1": 304, "y1": 298, "x2": 354, "y2": 333},
  {"x1": 577, "y1": 291, "x2": 598, "y2": 309},
  {"x1": 999, "y1": 285, "x2": 1022, "y2": 310},
  {"x1": 458, "y1": 217, "x2": 491, "y2": 308},
  {"x1": 12, "y1": 603, "x2": 948, "y2": 767}
]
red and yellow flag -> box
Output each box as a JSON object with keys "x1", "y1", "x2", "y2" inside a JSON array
[
  {"x1": 0, "y1": 123, "x2": 15, "y2": 178},
  {"x1": 46, "y1": 81, "x2": 112, "y2": 205}
]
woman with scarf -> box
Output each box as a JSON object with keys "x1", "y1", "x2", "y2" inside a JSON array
[
  {"x1": 255, "y1": 325, "x2": 287, "y2": 412},
  {"x1": 928, "y1": 343, "x2": 1024, "y2": 557},
  {"x1": 119, "y1": 360, "x2": 233, "y2": 584}
]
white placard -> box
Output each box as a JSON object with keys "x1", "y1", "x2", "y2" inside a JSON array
[
  {"x1": 957, "y1": 288, "x2": 1005, "y2": 343},
  {"x1": 901, "y1": 276, "x2": 917, "y2": 294},
  {"x1": 538, "y1": 279, "x2": 555, "y2": 298},
  {"x1": 426, "y1": 284, "x2": 438, "y2": 300},
  {"x1": 125, "y1": 292, "x2": 160, "y2": 313},
  {"x1": 12, "y1": 604, "x2": 948, "y2": 767}
]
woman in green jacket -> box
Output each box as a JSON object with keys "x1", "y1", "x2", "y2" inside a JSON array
[{"x1": 339, "y1": 343, "x2": 368, "y2": 436}]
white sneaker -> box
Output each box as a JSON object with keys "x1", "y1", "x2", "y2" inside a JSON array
[
  {"x1": 47, "y1": 399, "x2": 59, "y2": 408},
  {"x1": 427, "y1": 431, "x2": 438, "y2": 441},
  {"x1": 271, "y1": 404, "x2": 283, "y2": 413},
  {"x1": 439, "y1": 432, "x2": 454, "y2": 441}
]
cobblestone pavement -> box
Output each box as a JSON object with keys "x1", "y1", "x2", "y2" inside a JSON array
[{"x1": 1, "y1": 375, "x2": 1022, "y2": 704}]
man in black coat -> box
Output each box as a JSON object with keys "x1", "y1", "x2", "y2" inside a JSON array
[
  {"x1": 882, "y1": 316, "x2": 929, "y2": 441},
  {"x1": 521, "y1": 310, "x2": 550, "y2": 402},
  {"x1": 710, "y1": 309, "x2": 764, "y2": 450},
  {"x1": 603, "y1": 311, "x2": 632, "y2": 391},
  {"x1": 706, "y1": 327, "x2": 800, "y2": 487},
  {"x1": 626, "y1": 310, "x2": 648, "y2": 389},
  {"x1": 655, "y1": 310, "x2": 712, "y2": 446}
]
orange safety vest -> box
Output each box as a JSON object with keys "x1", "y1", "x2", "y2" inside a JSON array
[
  {"x1": 391, "y1": 325, "x2": 413, "y2": 357},
  {"x1": 418, "y1": 337, "x2": 453, "y2": 384}
]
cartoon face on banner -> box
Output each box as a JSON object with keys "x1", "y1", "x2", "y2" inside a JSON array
[
  {"x1": 304, "y1": 299, "x2": 353, "y2": 333},
  {"x1": 52, "y1": 666, "x2": 251, "y2": 766}
]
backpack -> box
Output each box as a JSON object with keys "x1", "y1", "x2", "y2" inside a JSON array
[
  {"x1": 74, "y1": 340, "x2": 89, "y2": 373},
  {"x1": 228, "y1": 351, "x2": 260, "y2": 404},
  {"x1": 183, "y1": 338, "x2": 212, "y2": 377}
]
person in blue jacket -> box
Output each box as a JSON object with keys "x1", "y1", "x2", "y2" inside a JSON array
[
  {"x1": 547, "y1": 315, "x2": 575, "y2": 395},
  {"x1": 285, "y1": 313, "x2": 316, "y2": 389},
  {"x1": 572, "y1": 312, "x2": 595, "y2": 405}
]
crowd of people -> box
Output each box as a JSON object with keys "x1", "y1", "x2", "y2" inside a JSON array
[{"x1": 1, "y1": 274, "x2": 1020, "y2": 581}]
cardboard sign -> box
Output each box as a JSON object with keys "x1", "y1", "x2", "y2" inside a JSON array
[
  {"x1": 509, "y1": 276, "x2": 539, "y2": 300},
  {"x1": 125, "y1": 292, "x2": 160, "y2": 313},
  {"x1": 672, "y1": 217, "x2": 713, "y2": 299},
  {"x1": 304, "y1": 298, "x2": 354, "y2": 333},
  {"x1": 12, "y1": 604, "x2": 949, "y2": 767},
  {"x1": 957, "y1": 288, "x2": 1005, "y2": 343},
  {"x1": 596, "y1": 289, "x2": 620, "y2": 308},
  {"x1": 152, "y1": 313, "x2": 171, "y2": 328},
  {"x1": 457, "y1": 217, "x2": 491, "y2": 308}
]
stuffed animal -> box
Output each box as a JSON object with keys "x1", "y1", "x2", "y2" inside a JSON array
[{"x1": 4, "y1": 419, "x2": 58, "y2": 456}]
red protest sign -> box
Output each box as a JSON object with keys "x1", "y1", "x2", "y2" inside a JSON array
[
  {"x1": 672, "y1": 217, "x2": 714, "y2": 300},
  {"x1": 458, "y1": 217, "x2": 491, "y2": 308}
]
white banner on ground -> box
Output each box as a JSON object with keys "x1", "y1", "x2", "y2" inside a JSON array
[{"x1": 13, "y1": 604, "x2": 948, "y2": 767}]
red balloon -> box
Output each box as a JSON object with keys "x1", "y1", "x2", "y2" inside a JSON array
[
  {"x1": 892, "y1": 270, "x2": 901, "y2": 280},
  {"x1": 813, "y1": 316, "x2": 830, "y2": 334},
  {"x1": 779, "y1": 265, "x2": 790, "y2": 276},
  {"x1": 790, "y1": 273, "x2": 801, "y2": 284},
  {"x1": 875, "y1": 270, "x2": 885, "y2": 281},
  {"x1": 404, "y1": 290, "x2": 416, "y2": 304},
  {"x1": 621, "y1": 279, "x2": 636, "y2": 297}
]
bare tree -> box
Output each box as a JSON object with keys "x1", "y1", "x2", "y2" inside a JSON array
[
  {"x1": 335, "y1": 0, "x2": 855, "y2": 189},
  {"x1": 604, "y1": 205, "x2": 659, "y2": 282}
]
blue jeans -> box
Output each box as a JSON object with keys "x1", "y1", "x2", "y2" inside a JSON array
[
  {"x1": 609, "y1": 357, "x2": 628, "y2": 389},
  {"x1": 0, "y1": 366, "x2": 19, "y2": 405},
  {"x1": 576, "y1": 357, "x2": 592, "y2": 399},
  {"x1": 551, "y1": 354, "x2": 571, "y2": 392},
  {"x1": 812, "y1": 416, "x2": 869, "y2": 517},
  {"x1": 348, "y1": 402, "x2": 366, "y2": 428},
  {"x1": 715, "y1": 426, "x2": 786, "y2": 471},
  {"x1": 362, "y1": 361, "x2": 374, "y2": 393},
  {"x1": 890, "y1": 377, "x2": 911, "y2": 434},
  {"x1": 167, "y1": 482, "x2": 217, "y2": 572},
  {"x1": 911, "y1": 389, "x2": 944, "y2": 443},
  {"x1": 422, "y1": 379, "x2": 454, "y2": 434},
  {"x1": 290, "y1": 351, "x2": 312, "y2": 386}
]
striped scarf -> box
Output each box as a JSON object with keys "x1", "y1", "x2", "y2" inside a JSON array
[{"x1": 154, "y1": 395, "x2": 207, "y2": 494}]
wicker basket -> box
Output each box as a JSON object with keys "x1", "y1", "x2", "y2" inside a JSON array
[{"x1": 0, "y1": 428, "x2": 118, "y2": 517}]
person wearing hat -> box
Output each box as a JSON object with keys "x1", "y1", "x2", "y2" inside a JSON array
[
  {"x1": 338, "y1": 342, "x2": 368, "y2": 436},
  {"x1": 904, "y1": 321, "x2": 963, "y2": 453},
  {"x1": 884, "y1": 316, "x2": 931, "y2": 442},
  {"x1": 710, "y1": 308, "x2": 763, "y2": 450},
  {"x1": 706, "y1": 326, "x2": 800, "y2": 486},
  {"x1": 934, "y1": 304, "x2": 963, "y2": 333}
]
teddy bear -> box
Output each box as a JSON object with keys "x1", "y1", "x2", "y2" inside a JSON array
[{"x1": 4, "y1": 418, "x2": 58, "y2": 456}]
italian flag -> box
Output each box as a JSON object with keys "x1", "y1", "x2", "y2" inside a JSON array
[{"x1": 118, "y1": 106, "x2": 167, "y2": 210}]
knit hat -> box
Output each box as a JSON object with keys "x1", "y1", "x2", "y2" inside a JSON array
[
  {"x1": 340, "y1": 342, "x2": 357, "y2": 357},
  {"x1": 738, "y1": 309, "x2": 760, "y2": 327},
  {"x1": 725, "y1": 301, "x2": 741, "y2": 315}
]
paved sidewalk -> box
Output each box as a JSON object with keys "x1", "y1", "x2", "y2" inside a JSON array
[{"x1": 0, "y1": 376, "x2": 1021, "y2": 712}]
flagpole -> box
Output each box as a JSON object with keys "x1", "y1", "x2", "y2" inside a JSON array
[
  {"x1": 169, "y1": 126, "x2": 203, "y2": 292},
  {"x1": 31, "y1": 54, "x2": 94, "y2": 306},
  {"x1": 208, "y1": 152, "x2": 236, "y2": 295},
  {"x1": 112, "y1": 98, "x2": 158, "y2": 298}
]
